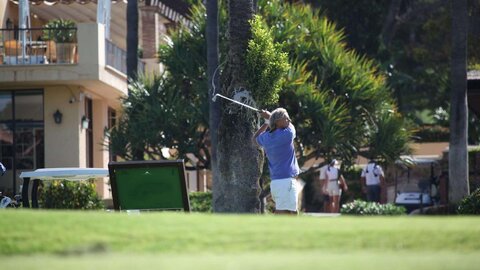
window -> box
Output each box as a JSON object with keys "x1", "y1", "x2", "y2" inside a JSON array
[
  {"x1": 85, "y1": 97, "x2": 93, "y2": 168},
  {"x1": 0, "y1": 90, "x2": 44, "y2": 195}
]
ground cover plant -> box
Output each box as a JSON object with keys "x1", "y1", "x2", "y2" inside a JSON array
[
  {"x1": 0, "y1": 210, "x2": 479, "y2": 269},
  {"x1": 341, "y1": 200, "x2": 406, "y2": 215}
]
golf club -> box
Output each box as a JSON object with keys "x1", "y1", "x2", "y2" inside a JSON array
[{"x1": 212, "y1": 94, "x2": 259, "y2": 112}]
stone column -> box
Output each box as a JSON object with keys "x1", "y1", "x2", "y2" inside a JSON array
[{"x1": 140, "y1": 6, "x2": 158, "y2": 59}]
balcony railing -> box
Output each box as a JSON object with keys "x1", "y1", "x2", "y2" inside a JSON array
[
  {"x1": 0, "y1": 27, "x2": 78, "y2": 65},
  {"x1": 106, "y1": 39, "x2": 145, "y2": 75},
  {"x1": 1, "y1": 27, "x2": 145, "y2": 76}
]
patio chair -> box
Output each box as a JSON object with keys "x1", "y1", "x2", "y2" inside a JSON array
[{"x1": 4, "y1": 40, "x2": 21, "y2": 56}]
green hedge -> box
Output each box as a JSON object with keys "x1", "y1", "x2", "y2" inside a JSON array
[
  {"x1": 340, "y1": 167, "x2": 364, "y2": 204},
  {"x1": 39, "y1": 180, "x2": 104, "y2": 210},
  {"x1": 414, "y1": 125, "x2": 449, "y2": 142},
  {"x1": 189, "y1": 191, "x2": 212, "y2": 212},
  {"x1": 341, "y1": 200, "x2": 406, "y2": 215},
  {"x1": 458, "y1": 188, "x2": 480, "y2": 215}
]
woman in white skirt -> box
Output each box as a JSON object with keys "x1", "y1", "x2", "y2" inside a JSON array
[{"x1": 322, "y1": 159, "x2": 348, "y2": 213}]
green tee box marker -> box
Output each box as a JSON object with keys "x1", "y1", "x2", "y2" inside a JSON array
[{"x1": 108, "y1": 160, "x2": 190, "y2": 211}]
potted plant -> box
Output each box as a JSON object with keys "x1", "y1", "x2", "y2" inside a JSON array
[{"x1": 42, "y1": 19, "x2": 77, "y2": 63}]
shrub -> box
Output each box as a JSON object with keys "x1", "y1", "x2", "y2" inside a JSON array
[
  {"x1": 457, "y1": 188, "x2": 480, "y2": 215},
  {"x1": 340, "y1": 167, "x2": 364, "y2": 204},
  {"x1": 246, "y1": 15, "x2": 290, "y2": 106},
  {"x1": 39, "y1": 180, "x2": 104, "y2": 210},
  {"x1": 189, "y1": 191, "x2": 212, "y2": 212},
  {"x1": 414, "y1": 124, "x2": 449, "y2": 142},
  {"x1": 341, "y1": 200, "x2": 406, "y2": 215},
  {"x1": 42, "y1": 19, "x2": 76, "y2": 43}
]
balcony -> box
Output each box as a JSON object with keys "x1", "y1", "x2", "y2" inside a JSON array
[
  {"x1": 105, "y1": 39, "x2": 145, "y2": 75},
  {"x1": 0, "y1": 27, "x2": 78, "y2": 65},
  {"x1": 0, "y1": 23, "x2": 132, "y2": 98}
]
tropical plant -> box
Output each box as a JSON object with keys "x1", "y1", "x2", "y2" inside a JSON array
[
  {"x1": 364, "y1": 111, "x2": 413, "y2": 164},
  {"x1": 42, "y1": 19, "x2": 76, "y2": 43},
  {"x1": 109, "y1": 73, "x2": 208, "y2": 163},
  {"x1": 259, "y1": 0, "x2": 411, "y2": 165}
]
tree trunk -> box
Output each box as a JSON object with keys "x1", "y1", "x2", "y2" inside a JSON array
[
  {"x1": 127, "y1": 0, "x2": 143, "y2": 160},
  {"x1": 127, "y1": 0, "x2": 138, "y2": 82},
  {"x1": 213, "y1": 0, "x2": 262, "y2": 213},
  {"x1": 380, "y1": 0, "x2": 402, "y2": 48},
  {"x1": 207, "y1": 0, "x2": 221, "y2": 197},
  {"x1": 449, "y1": 0, "x2": 469, "y2": 204}
]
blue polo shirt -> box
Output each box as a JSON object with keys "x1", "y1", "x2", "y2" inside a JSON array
[{"x1": 256, "y1": 123, "x2": 300, "y2": 180}]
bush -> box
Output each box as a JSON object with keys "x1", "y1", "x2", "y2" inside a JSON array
[
  {"x1": 414, "y1": 124, "x2": 449, "y2": 142},
  {"x1": 458, "y1": 188, "x2": 480, "y2": 215},
  {"x1": 189, "y1": 191, "x2": 212, "y2": 212},
  {"x1": 39, "y1": 180, "x2": 104, "y2": 210},
  {"x1": 42, "y1": 19, "x2": 77, "y2": 43},
  {"x1": 246, "y1": 15, "x2": 290, "y2": 106},
  {"x1": 341, "y1": 200, "x2": 406, "y2": 215},
  {"x1": 340, "y1": 167, "x2": 364, "y2": 204}
]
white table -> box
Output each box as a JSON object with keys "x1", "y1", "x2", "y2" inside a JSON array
[{"x1": 19, "y1": 168, "x2": 109, "y2": 208}]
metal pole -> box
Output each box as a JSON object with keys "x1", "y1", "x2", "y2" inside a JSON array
[{"x1": 213, "y1": 94, "x2": 259, "y2": 112}]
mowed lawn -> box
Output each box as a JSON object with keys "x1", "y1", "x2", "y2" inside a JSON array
[{"x1": 0, "y1": 210, "x2": 479, "y2": 270}]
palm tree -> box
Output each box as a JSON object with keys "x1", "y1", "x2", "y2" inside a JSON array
[
  {"x1": 449, "y1": 0, "x2": 469, "y2": 203},
  {"x1": 206, "y1": 0, "x2": 221, "y2": 207},
  {"x1": 214, "y1": 0, "x2": 261, "y2": 212},
  {"x1": 127, "y1": 0, "x2": 138, "y2": 82}
]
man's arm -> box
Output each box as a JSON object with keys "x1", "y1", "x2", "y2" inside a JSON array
[
  {"x1": 252, "y1": 110, "x2": 271, "y2": 147},
  {"x1": 360, "y1": 176, "x2": 366, "y2": 193},
  {"x1": 253, "y1": 123, "x2": 269, "y2": 147},
  {"x1": 339, "y1": 174, "x2": 348, "y2": 191},
  {"x1": 379, "y1": 175, "x2": 385, "y2": 186}
]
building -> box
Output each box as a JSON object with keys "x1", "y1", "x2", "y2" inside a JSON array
[{"x1": 0, "y1": 0, "x2": 190, "y2": 199}]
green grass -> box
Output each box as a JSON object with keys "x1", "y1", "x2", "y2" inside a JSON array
[{"x1": 1, "y1": 210, "x2": 479, "y2": 269}]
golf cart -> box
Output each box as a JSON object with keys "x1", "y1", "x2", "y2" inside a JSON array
[{"x1": 394, "y1": 158, "x2": 441, "y2": 213}]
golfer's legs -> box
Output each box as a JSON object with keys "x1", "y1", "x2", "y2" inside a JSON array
[
  {"x1": 366, "y1": 185, "x2": 381, "y2": 203},
  {"x1": 271, "y1": 178, "x2": 298, "y2": 212}
]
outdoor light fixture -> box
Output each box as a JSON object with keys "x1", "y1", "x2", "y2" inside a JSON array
[
  {"x1": 53, "y1": 109, "x2": 62, "y2": 124},
  {"x1": 81, "y1": 115, "x2": 90, "y2": 129}
]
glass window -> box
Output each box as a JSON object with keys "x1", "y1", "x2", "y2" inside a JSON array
[
  {"x1": 15, "y1": 92, "x2": 44, "y2": 121},
  {"x1": 0, "y1": 92, "x2": 13, "y2": 121},
  {"x1": 0, "y1": 90, "x2": 44, "y2": 196}
]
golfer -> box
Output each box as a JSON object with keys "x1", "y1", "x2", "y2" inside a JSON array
[
  {"x1": 321, "y1": 159, "x2": 348, "y2": 213},
  {"x1": 253, "y1": 108, "x2": 300, "y2": 214}
]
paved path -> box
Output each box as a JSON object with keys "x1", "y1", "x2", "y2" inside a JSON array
[{"x1": 303, "y1": 212, "x2": 341, "y2": 217}]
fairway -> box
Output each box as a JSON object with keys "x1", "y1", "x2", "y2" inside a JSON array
[{"x1": 0, "y1": 210, "x2": 479, "y2": 269}]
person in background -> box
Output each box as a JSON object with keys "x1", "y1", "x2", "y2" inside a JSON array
[
  {"x1": 361, "y1": 160, "x2": 385, "y2": 203},
  {"x1": 318, "y1": 165, "x2": 330, "y2": 212},
  {"x1": 321, "y1": 159, "x2": 348, "y2": 213},
  {"x1": 253, "y1": 108, "x2": 300, "y2": 215}
]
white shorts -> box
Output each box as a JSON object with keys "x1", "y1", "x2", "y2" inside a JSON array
[
  {"x1": 270, "y1": 178, "x2": 298, "y2": 211},
  {"x1": 326, "y1": 180, "x2": 341, "y2": 196}
]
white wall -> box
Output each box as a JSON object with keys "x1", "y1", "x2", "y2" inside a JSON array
[{"x1": 44, "y1": 86, "x2": 81, "y2": 167}]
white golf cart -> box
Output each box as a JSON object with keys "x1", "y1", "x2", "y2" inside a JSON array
[{"x1": 393, "y1": 158, "x2": 442, "y2": 213}]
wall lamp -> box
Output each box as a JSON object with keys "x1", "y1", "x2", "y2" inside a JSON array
[
  {"x1": 81, "y1": 115, "x2": 90, "y2": 129},
  {"x1": 53, "y1": 109, "x2": 63, "y2": 124}
]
